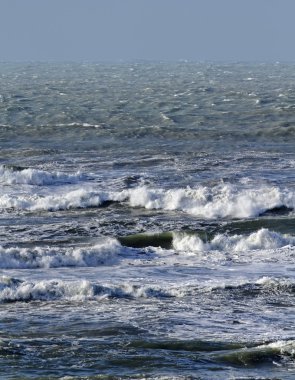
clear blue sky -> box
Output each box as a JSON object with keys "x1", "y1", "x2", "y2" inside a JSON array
[{"x1": 0, "y1": 0, "x2": 294, "y2": 62}]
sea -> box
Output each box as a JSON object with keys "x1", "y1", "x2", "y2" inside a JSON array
[{"x1": 0, "y1": 61, "x2": 295, "y2": 380}]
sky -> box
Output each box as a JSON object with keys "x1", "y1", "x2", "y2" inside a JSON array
[{"x1": 0, "y1": 0, "x2": 295, "y2": 62}]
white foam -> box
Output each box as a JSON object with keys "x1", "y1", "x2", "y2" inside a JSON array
[
  {"x1": 256, "y1": 276, "x2": 295, "y2": 289},
  {"x1": 173, "y1": 229, "x2": 295, "y2": 253},
  {"x1": 0, "y1": 188, "x2": 108, "y2": 211},
  {"x1": 0, "y1": 180, "x2": 294, "y2": 217},
  {"x1": 125, "y1": 183, "x2": 294, "y2": 219},
  {"x1": 0, "y1": 165, "x2": 83, "y2": 186},
  {"x1": 81, "y1": 122, "x2": 101, "y2": 128},
  {"x1": 264, "y1": 340, "x2": 295, "y2": 355},
  {"x1": 0, "y1": 276, "x2": 181, "y2": 302},
  {"x1": 209, "y1": 276, "x2": 295, "y2": 296},
  {"x1": 0, "y1": 277, "x2": 95, "y2": 302},
  {"x1": 0, "y1": 238, "x2": 122, "y2": 269},
  {"x1": 1, "y1": 273, "x2": 294, "y2": 303},
  {"x1": 94, "y1": 283, "x2": 180, "y2": 299},
  {"x1": 57, "y1": 122, "x2": 101, "y2": 128},
  {"x1": 173, "y1": 234, "x2": 208, "y2": 252}
]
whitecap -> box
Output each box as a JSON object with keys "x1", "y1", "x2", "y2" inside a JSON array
[
  {"x1": 0, "y1": 276, "x2": 182, "y2": 303},
  {"x1": 0, "y1": 181, "x2": 294, "y2": 218},
  {"x1": 172, "y1": 229, "x2": 295, "y2": 253},
  {"x1": 0, "y1": 238, "x2": 122, "y2": 269},
  {"x1": 0, "y1": 277, "x2": 95, "y2": 302},
  {"x1": 0, "y1": 165, "x2": 83, "y2": 186},
  {"x1": 0, "y1": 188, "x2": 108, "y2": 211},
  {"x1": 124, "y1": 183, "x2": 295, "y2": 219}
]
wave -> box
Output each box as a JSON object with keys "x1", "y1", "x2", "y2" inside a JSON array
[
  {"x1": 125, "y1": 183, "x2": 295, "y2": 219},
  {"x1": 0, "y1": 238, "x2": 122, "y2": 269},
  {"x1": 1, "y1": 229, "x2": 293, "y2": 270},
  {"x1": 172, "y1": 228, "x2": 295, "y2": 253},
  {"x1": 118, "y1": 232, "x2": 173, "y2": 249},
  {"x1": 1, "y1": 274, "x2": 295, "y2": 303},
  {"x1": 0, "y1": 165, "x2": 83, "y2": 186},
  {"x1": 0, "y1": 188, "x2": 109, "y2": 211},
  {"x1": 0, "y1": 277, "x2": 98, "y2": 303},
  {"x1": 0, "y1": 181, "x2": 294, "y2": 218},
  {"x1": 255, "y1": 124, "x2": 295, "y2": 138},
  {"x1": 0, "y1": 276, "x2": 177, "y2": 303},
  {"x1": 130, "y1": 336, "x2": 295, "y2": 358},
  {"x1": 128, "y1": 337, "x2": 295, "y2": 370},
  {"x1": 211, "y1": 277, "x2": 295, "y2": 298},
  {"x1": 213, "y1": 339, "x2": 295, "y2": 367}
]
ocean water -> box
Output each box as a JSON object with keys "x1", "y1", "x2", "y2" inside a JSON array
[{"x1": 0, "y1": 61, "x2": 295, "y2": 380}]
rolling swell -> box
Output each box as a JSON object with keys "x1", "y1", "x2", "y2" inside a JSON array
[
  {"x1": 222, "y1": 216, "x2": 295, "y2": 236},
  {"x1": 129, "y1": 338, "x2": 244, "y2": 352},
  {"x1": 212, "y1": 340, "x2": 295, "y2": 367},
  {"x1": 118, "y1": 232, "x2": 174, "y2": 249},
  {"x1": 129, "y1": 337, "x2": 295, "y2": 368},
  {"x1": 254, "y1": 124, "x2": 295, "y2": 138}
]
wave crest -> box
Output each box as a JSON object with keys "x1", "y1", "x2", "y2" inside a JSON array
[
  {"x1": 0, "y1": 180, "x2": 294, "y2": 218},
  {"x1": 126, "y1": 183, "x2": 294, "y2": 219},
  {"x1": 0, "y1": 165, "x2": 83, "y2": 186},
  {"x1": 0, "y1": 238, "x2": 122, "y2": 269},
  {"x1": 173, "y1": 228, "x2": 295, "y2": 252},
  {"x1": 0, "y1": 276, "x2": 178, "y2": 303}
]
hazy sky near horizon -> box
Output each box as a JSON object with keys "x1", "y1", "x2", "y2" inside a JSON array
[{"x1": 0, "y1": 0, "x2": 294, "y2": 62}]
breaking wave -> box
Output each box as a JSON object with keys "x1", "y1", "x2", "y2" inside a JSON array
[
  {"x1": 0, "y1": 188, "x2": 109, "y2": 211},
  {"x1": 173, "y1": 228, "x2": 295, "y2": 252},
  {"x1": 0, "y1": 165, "x2": 83, "y2": 186},
  {"x1": 1, "y1": 180, "x2": 294, "y2": 218},
  {"x1": 0, "y1": 238, "x2": 122, "y2": 269},
  {"x1": 1, "y1": 274, "x2": 295, "y2": 303},
  {"x1": 125, "y1": 183, "x2": 295, "y2": 219},
  {"x1": 0, "y1": 276, "x2": 178, "y2": 303}
]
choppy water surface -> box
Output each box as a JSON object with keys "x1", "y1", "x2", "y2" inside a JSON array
[{"x1": 0, "y1": 62, "x2": 295, "y2": 379}]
